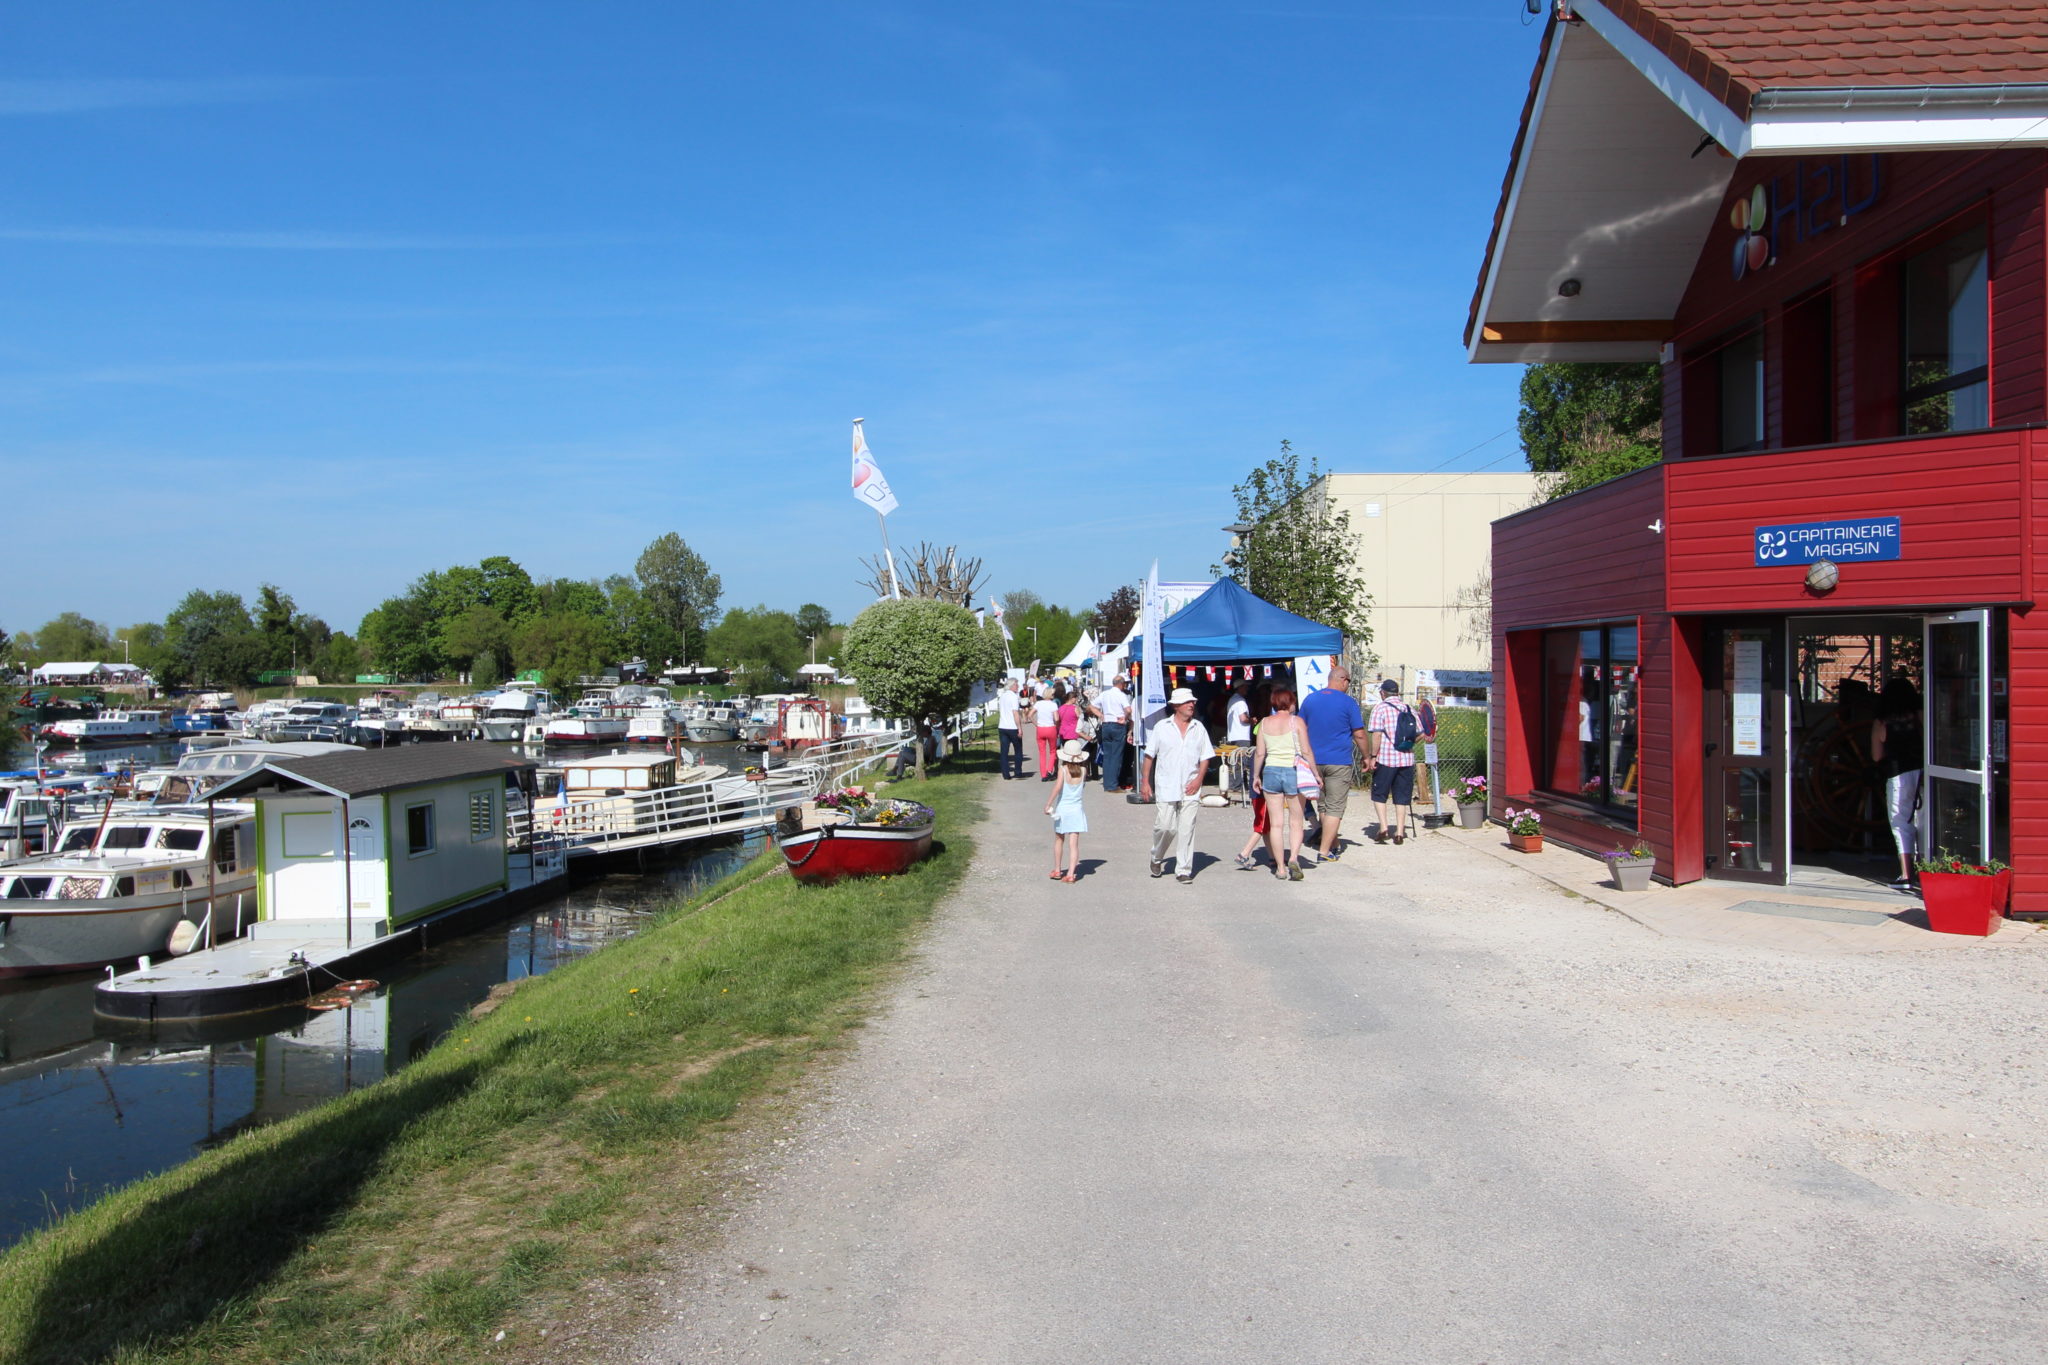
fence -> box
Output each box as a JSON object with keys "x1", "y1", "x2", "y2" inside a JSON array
[{"x1": 1417, "y1": 704, "x2": 1488, "y2": 825}]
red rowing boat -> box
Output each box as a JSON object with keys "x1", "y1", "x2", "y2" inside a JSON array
[{"x1": 776, "y1": 798, "x2": 935, "y2": 885}]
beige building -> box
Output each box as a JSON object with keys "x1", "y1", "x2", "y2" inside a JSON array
[{"x1": 1313, "y1": 471, "x2": 1541, "y2": 683}]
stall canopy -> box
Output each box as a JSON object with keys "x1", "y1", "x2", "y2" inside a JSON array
[
  {"x1": 1129, "y1": 578, "x2": 1341, "y2": 662},
  {"x1": 1055, "y1": 630, "x2": 1097, "y2": 669}
]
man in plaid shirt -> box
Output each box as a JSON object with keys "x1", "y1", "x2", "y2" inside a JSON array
[{"x1": 1366, "y1": 678, "x2": 1418, "y2": 844}]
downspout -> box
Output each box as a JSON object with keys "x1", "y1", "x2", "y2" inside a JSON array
[{"x1": 342, "y1": 796, "x2": 354, "y2": 949}]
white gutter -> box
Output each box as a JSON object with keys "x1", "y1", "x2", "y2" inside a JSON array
[{"x1": 1571, "y1": 1, "x2": 2048, "y2": 157}]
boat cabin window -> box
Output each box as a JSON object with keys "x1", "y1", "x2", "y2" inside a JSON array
[
  {"x1": 156, "y1": 829, "x2": 203, "y2": 851},
  {"x1": 114, "y1": 876, "x2": 135, "y2": 896},
  {"x1": 172, "y1": 869, "x2": 194, "y2": 889},
  {"x1": 214, "y1": 829, "x2": 241, "y2": 872},
  {"x1": 59, "y1": 876, "x2": 106, "y2": 900},
  {"x1": 6, "y1": 877, "x2": 52, "y2": 899},
  {"x1": 101, "y1": 826, "x2": 152, "y2": 850},
  {"x1": 60, "y1": 828, "x2": 98, "y2": 853}
]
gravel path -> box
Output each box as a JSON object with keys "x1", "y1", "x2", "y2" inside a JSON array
[{"x1": 615, "y1": 774, "x2": 2048, "y2": 1364}]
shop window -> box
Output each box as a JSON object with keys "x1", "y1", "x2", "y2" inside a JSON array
[
  {"x1": 1781, "y1": 288, "x2": 1833, "y2": 448},
  {"x1": 1718, "y1": 330, "x2": 1766, "y2": 453},
  {"x1": 1901, "y1": 224, "x2": 1988, "y2": 434},
  {"x1": 1540, "y1": 624, "x2": 1639, "y2": 822}
]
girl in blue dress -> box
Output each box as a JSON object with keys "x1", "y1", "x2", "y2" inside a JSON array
[{"x1": 1045, "y1": 738, "x2": 1090, "y2": 882}]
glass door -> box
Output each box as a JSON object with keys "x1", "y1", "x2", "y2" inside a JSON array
[
  {"x1": 1704, "y1": 620, "x2": 1788, "y2": 883},
  {"x1": 1923, "y1": 610, "x2": 1992, "y2": 863}
]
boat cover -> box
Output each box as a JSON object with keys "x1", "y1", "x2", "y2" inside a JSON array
[{"x1": 1128, "y1": 578, "x2": 1342, "y2": 662}]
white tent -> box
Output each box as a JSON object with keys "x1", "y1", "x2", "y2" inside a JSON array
[
  {"x1": 32, "y1": 662, "x2": 106, "y2": 683},
  {"x1": 1055, "y1": 630, "x2": 1097, "y2": 669}
]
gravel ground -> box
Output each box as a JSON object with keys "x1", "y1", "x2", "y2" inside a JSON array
[{"x1": 578, "y1": 780, "x2": 2048, "y2": 1365}]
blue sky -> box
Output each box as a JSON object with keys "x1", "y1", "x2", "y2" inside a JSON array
[{"x1": 4, "y1": 1, "x2": 1541, "y2": 638}]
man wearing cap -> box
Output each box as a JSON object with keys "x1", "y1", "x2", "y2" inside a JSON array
[
  {"x1": 1366, "y1": 678, "x2": 1419, "y2": 844},
  {"x1": 1140, "y1": 686, "x2": 1215, "y2": 883}
]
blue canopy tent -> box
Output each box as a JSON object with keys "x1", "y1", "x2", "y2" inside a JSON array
[{"x1": 1129, "y1": 578, "x2": 1342, "y2": 662}]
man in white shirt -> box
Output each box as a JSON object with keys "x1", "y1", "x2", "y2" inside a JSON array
[
  {"x1": 1223, "y1": 680, "x2": 1254, "y2": 802},
  {"x1": 1141, "y1": 687, "x2": 1216, "y2": 884},
  {"x1": 1096, "y1": 674, "x2": 1135, "y2": 793},
  {"x1": 996, "y1": 680, "x2": 1023, "y2": 780}
]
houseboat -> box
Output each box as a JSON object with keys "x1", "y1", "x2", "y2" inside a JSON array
[
  {"x1": 39, "y1": 710, "x2": 169, "y2": 746},
  {"x1": 542, "y1": 691, "x2": 631, "y2": 745}
]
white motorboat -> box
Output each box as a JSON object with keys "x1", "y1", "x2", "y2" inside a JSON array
[
  {"x1": 264, "y1": 700, "x2": 358, "y2": 744},
  {"x1": 478, "y1": 682, "x2": 556, "y2": 742},
  {"x1": 542, "y1": 691, "x2": 631, "y2": 745},
  {"x1": 0, "y1": 805, "x2": 258, "y2": 976},
  {"x1": 682, "y1": 701, "x2": 743, "y2": 744},
  {"x1": 39, "y1": 710, "x2": 169, "y2": 746}
]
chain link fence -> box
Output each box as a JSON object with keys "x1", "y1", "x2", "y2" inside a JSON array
[{"x1": 1416, "y1": 702, "x2": 1489, "y2": 826}]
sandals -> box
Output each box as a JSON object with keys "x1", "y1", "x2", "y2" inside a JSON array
[
  {"x1": 1060, "y1": 872, "x2": 1078, "y2": 883},
  {"x1": 1049, "y1": 869, "x2": 1065, "y2": 880},
  {"x1": 1235, "y1": 853, "x2": 1255, "y2": 871}
]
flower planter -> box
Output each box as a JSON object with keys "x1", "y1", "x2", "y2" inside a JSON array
[
  {"x1": 1608, "y1": 856, "x2": 1654, "y2": 892},
  {"x1": 1920, "y1": 870, "x2": 2002, "y2": 937},
  {"x1": 1456, "y1": 803, "x2": 1485, "y2": 829},
  {"x1": 1507, "y1": 832, "x2": 1543, "y2": 854}
]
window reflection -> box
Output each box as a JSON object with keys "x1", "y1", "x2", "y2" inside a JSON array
[{"x1": 1541, "y1": 623, "x2": 1638, "y2": 824}]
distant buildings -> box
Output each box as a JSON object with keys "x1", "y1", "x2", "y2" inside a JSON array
[{"x1": 1310, "y1": 472, "x2": 1540, "y2": 686}]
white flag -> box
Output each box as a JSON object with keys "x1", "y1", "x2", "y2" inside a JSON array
[
  {"x1": 851, "y1": 419, "x2": 899, "y2": 516},
  {"x1": 989, "y1": 593, "x2": 1012, "y2": 640}
]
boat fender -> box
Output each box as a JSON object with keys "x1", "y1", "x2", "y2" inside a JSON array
[{"x1": 166, "y1": 920, "x2": 203, "y2": 956}]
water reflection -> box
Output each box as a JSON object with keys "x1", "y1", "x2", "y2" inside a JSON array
[{"x1": 0, "y1": 823, "x2": 764, "y2": 1249}]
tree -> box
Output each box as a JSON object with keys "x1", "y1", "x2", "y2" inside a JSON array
[
  {"x1": 316, "y1": 632, "x2": 362, "y2": 684},
  {"x1": 512, "y1": 613, "x2": 615, "y2": 692},
  {"x1": 840, "y1": 599, "x2": 1005, "y2": 780},
  {"x1": 359, "y1": 594, "x2": 439, "y2": 679},
  {"x1": 163, "y1": 591, "x2": 262, "y2": 686},
  {"x1": 1089, "y1": 586, "x2": 1140, "y2": 645},
  {"x1": 254, "y1": 584, "x2": 302, "y2": 671},
  {"x1": 31, "y1": 612, "x2": 112, "y2": 663},
  {"x1": 635, "y1": 533, "x2": 722, "y2": 655},
  {"x1": 440, "y1": 605, "x2": 510, "y2": 678},
  {"x1": 705, "y1": 606, "x2": 805, "y2": 688},
  {"x1": 1519, "y1": 362, "x2": 1663, "y2": 499},
  {"x1": 119, "y1": 622, "x2": 171, "y2": 678},
  {"x1": 471, "y1": 652, "x2": 503, "y2": 688},
  {"x1": 794, "y1": 603, "x2": 833, "y2": 643},
  {"x1": 997, "y1": 588, "x2": 1043, "y2": 617},
  {"x1": 1215, "y1": 440, "x2": 1373, "y2": 649},
  {"x1": 1009, "y1": 603, "x2": 1085, "y2": 668}
]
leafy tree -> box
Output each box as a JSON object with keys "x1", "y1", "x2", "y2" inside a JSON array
[
  {"x1": 635, "y1": 533, "x2": 722, "y2": 655},
  {"x1": 841, "y1": 600, "x2": 1005, "y2": 780},
  {"x1": 534, "y1": 577, "x2": 610, "y2": 621},
  {"x1": 794, "y1": 603, "x2": 833, "y2": 643},
  {"x1": 998, "y1": 588, "x2": 1043, "y2": 617},
  {"x1": 1518, "y1": 362, "x2": 1663, "y2": 499},
  {"x1": 358, "y1": 595, "x2": 439, "y2": 680},
  {"x1": 118, "y1": 622, "x2": 171, "y2": 678},
  {"x1": 316, "y1": 632, "x2": 362, "y2": 684},
  {"x1": 705, "y1": 606, "x2": 805, "y2": 688},
  {"x1": 440, "y1": 605, "x2": 510, "y2": 678},
  {"x1": 163, "y1": 590, "x2": 262, "y2": 686},
  {"x1": 471, "y1": 652, "x2": 503, "y2": 688},
  {"x1": 512, "y1": 613, "x2": 615, "y2": 692},
  {"x1": 254, "y1": 584, "x2": 305, "y2": 671},
  {"x1": 1215, "y1": 440, "x2": 1373, "y2": 648},
  {"x1": 30, "y1": 612, "x2": 112, "y2": 663},
  {"x1": 1089, "y1": 585, "x2": 1140, "y2": 645},
  {"x1": 477, "y1": 555, "x2": 540, "y2": 624},
  {"x1": 1009, "y1": 603, "x2": 1085, "y2": 668}
]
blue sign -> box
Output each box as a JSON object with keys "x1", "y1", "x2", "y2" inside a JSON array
[{"x1": 1754, "y1": 517, "x2": 1901, "y2": 566}]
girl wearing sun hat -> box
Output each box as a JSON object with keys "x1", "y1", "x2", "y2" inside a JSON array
[{"x1": 1044, "y1": 738, "x2": 1091, "y2": 882}]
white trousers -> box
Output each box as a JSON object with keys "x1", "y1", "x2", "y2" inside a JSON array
[
  {"x1": 1887, "y1": 770, "x2": 1922, "y2": 858},
  {"x1": 1151, "y1": 798, "x2": 1200, "y2": 872}
]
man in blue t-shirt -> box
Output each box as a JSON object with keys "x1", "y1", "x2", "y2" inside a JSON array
[{"x1": 1298, "y1": 665, "x2": 1366, "y2": 864}]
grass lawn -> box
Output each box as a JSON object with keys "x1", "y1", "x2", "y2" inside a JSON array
[{"x1": 0, "y1": 750, "x2": 995, "y2": 1365}]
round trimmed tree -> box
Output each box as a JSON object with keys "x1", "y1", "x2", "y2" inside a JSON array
[{"x1": 840, "y1": 599, "x2": 1005, "y2": 780}]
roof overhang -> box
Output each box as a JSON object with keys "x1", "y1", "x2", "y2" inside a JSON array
[{"x1": 1467, "y1": 4, "x2": 2048, "y2": 365}]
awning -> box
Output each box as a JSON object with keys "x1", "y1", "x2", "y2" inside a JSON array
[{"x1": 1128, "y1": 579, "x2": 1342, "y2": 662}]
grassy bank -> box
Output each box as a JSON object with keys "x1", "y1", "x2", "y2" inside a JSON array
[{"x1": 0, "y1": 753, "x2": 995, "y2": 1365}]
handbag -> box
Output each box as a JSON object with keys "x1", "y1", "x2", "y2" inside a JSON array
[{"x1": 1293, "y1": 723, "x2": 1322, "y2": 799}]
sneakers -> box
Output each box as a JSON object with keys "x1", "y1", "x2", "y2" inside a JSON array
[
  {"x1": 1150, "y1": 859, "x2": 1165, "y2": 878},
  {"x1": 1177, "y1": 872, "x2": 1194, "y2": 884},
  {"x1": 1322, "y1": 849, "x2": 1342, "y2": 865}
]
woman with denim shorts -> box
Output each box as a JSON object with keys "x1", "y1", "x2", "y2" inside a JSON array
[{"x1": 1250, "y1": 685, "x2": 1313, "y2": 882}]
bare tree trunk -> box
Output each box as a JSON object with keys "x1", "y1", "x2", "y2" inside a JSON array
[{"x1": 913, "y1": 717, "x2": 930, "y2": 781}]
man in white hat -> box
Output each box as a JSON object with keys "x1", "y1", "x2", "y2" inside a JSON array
[{"x1": 1140, "y1": 686, "x2": 1216, "y2": 883}]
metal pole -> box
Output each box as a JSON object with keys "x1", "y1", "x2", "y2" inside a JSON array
[
  {"x1": 877, "y1": 510, "x2": 901, "y2": 600},
  {"x1": 205, "y1": 798, "x2": 218, "y2": 950},
  {"x1": 342, "y1": 796, "x2": 354, "y2": 949}
]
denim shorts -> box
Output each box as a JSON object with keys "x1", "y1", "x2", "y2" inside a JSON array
[{"x1": 1260, "y1": 763, "x2": 1300, "y2": 796}]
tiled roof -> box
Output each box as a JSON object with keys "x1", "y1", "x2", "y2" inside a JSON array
[{"x1": 1597, "y1": 1, "x2": 2048, "y2": 119}]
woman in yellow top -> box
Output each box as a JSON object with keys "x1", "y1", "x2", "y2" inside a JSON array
[{"x1": 1250, "y1": 685, "x2": 1314, "y2": 882}]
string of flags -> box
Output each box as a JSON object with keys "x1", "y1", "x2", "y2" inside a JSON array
[{"x1": 1164, "y1": 664, "x2": 1282, "y2": 683}]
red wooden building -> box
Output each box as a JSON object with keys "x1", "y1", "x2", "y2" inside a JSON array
[{"x1": 1468, "y1": 3, "x2": 2048, "y2": 910}]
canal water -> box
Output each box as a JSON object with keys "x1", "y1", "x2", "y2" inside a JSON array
[{"x1": 0, "y1": 732, "x2": 770, "y2": 1251}]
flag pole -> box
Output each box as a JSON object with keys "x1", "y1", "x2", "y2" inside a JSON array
[{"x1": 877, "y1": 508, "x2": 901, "y2": 599}]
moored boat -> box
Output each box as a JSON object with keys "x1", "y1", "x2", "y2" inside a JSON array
[
  {"x1": 774, "y1": 792, "x2": 935, "y2": 885},
  {"x1": 542, "y1": 691, "x2": 631, "y2": 745},
  {"x1": 39, "y1": 710, "x2": 170, "y2": 746}
]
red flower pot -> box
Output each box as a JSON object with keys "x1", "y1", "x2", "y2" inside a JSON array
[
  {"x1": 1920, "y1": 870, "x2": 2002, "y2": 937},
  {"x1": 1508, "y1": 832, "x2": 1543, "y2": 854}
]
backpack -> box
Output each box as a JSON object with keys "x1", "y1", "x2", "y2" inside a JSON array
[{"x1": 1392, "y1": 704, "x2": 1421, "y2": 754}]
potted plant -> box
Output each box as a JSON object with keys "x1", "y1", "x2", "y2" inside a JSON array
[
  {"x1": 1453, "y1": 775, "x2": 1488, "y2": 828},
  {"x1": 1503, "y1": 806, "x2": 1543, "y2": 853},
  {"x1": 1601, "y1": 838, "x2": 1656, "y2": 892},
  {"x1": 1914, "y1": 850, "x2": 2008, "y2": 936}
]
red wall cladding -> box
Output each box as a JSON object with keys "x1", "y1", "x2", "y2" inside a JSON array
[{"x1": 1664, "y1": 430, "x2": 2030, "y2": 614}]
